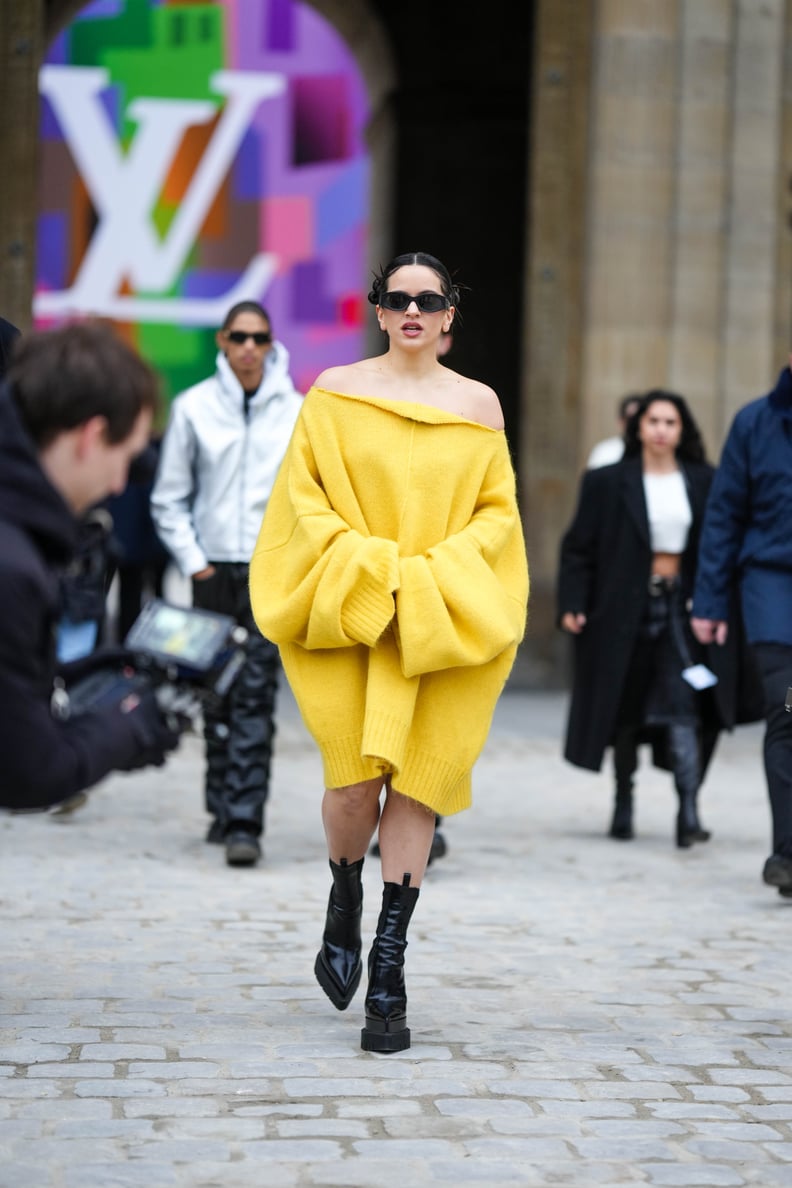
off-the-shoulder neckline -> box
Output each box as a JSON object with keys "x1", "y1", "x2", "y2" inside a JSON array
[{"x1": 308, "y1": 385, "x2": 500, "y2": 431}]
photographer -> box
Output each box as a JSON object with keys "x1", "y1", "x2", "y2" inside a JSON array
[{"x1": 0, "y1": 321, "x2": 180, "y2": 813}]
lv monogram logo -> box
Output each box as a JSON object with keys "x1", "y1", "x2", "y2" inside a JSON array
[{"x1": 35, "y1": 66, "x2": 285, "y2": 324}]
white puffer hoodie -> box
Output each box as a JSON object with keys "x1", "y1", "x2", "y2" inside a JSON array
[{"x1": 151, "y1": 345, "x2": 303, "y2": 577}]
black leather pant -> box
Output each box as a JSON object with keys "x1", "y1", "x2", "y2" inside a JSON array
[
  {"x1": 751, "y1": 642, "x2": 792, "y2": 855},
  {"x1": 613, "y1": 584, "x2": 702, "y2": 806},
  {"x1": 192, "y1": 563, "x2": 280, "y2": 836}
]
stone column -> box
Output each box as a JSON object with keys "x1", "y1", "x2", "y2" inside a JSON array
[
  {"x1": 581, "y1": 0, "x2": 788, "y2": 454},
  {"x1": 580, "y1": 0, "x2": 680, "y2": 458},
  {"x1": 0, "y1": 0, "x2": 47, "y2": 331},
  {"x1": 666, "y1": 1, "x2": 734, "y2": 439},
  {"x1": 519, "y1": 0, "x2": 594, "y2": 684},
  {"x1": 718, "y1": 0, "x2": 786, "y2": 433}
]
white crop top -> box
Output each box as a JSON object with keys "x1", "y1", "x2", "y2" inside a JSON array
[{"x1": 642, "y1": 470, "x2": 691, "y2": 553}]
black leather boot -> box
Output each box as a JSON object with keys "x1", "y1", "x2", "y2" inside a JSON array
[
  {"x1": 670, "y1": 724, "x2": 711, "y2": 848},
  {"x1": 676, "y1": 795, "x2": 711, "y2": 848},
  {"x1": 609, "y1": 791, "x2": 634, "y2": 840},
  {"x1": 361, "y1": 875, "x2": 420, "y2": 1053},
  {"x1": 314, "y1": 857, "x2": 364, "y2": 1011}
]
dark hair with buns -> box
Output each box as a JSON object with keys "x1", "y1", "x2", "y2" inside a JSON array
[{"x1": 367, "y1": 252, "x2": 461, "y2": 311}]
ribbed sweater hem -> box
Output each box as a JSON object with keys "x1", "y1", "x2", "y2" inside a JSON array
[
  {"x1": 395, "y1": 744, "x2": 470, "y2": 815},
  {"x1": 318, "y1": 730, "x2": 472, "y2": 816},
  {"x1": 321, "y1": 733, "x2": 387, "y2": 790},
  {"x1": 362, "y1": 708, "x2": 411, "y2": 772}
]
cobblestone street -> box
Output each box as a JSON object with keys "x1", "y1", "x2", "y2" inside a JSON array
[{"x1": 1, "y1": 684, "x2": 791, "y2": 1187}]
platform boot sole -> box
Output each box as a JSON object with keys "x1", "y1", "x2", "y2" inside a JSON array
[{"x1": 360, "y1": 1013, "x2": 410, "y2": 1053}]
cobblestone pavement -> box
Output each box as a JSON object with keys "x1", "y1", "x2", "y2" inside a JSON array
[{"x1": 2, "y1": 681, "x2": 792, "y2": 1187}]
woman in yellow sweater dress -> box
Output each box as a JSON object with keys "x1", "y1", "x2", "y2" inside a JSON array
[{"x1": 249, "y1": 252, "x2": 529, "y2": 1052}]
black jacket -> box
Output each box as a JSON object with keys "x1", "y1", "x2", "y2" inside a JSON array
[
  {"x1": 557, "y1": 455, "x2": 760, "y2": 773},
  {"x1": 0, "y1": 390, "x2": 156, "y2": 810},
  {"x1": 0, "y1": 317, "x2": 19, "y2": 379}
]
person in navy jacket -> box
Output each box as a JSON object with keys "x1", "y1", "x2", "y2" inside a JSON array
[{"x1": 692, "y1": 361, "x2": 792, "y2": 897}]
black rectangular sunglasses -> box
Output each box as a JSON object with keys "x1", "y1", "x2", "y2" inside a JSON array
[
  {"x1": 379, "y1": 291, "x2": 449, "y2": 313},
  {"x1": 226, "y1": 330, "x2": 272, "y2": 345}
]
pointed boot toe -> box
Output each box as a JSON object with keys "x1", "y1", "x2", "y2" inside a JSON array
[
  {"x1": 314, "y1": 941, "x2": 362, "y2": 1011},
  {"x1": 315, "y1": 857, "x2": 364, "y2": 1011}
]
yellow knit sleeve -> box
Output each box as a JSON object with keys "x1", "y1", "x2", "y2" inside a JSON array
[
  {"x1": 249, "y1": 415, "x2": 400, "y2": 649},
  {"x1": 395, "y1": 440, "x2": 529, "y2": 677}
]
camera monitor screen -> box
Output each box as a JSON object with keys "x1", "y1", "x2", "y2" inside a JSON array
[{"x1": 124, "y1": 599, "x2": 236, "y2": 672}]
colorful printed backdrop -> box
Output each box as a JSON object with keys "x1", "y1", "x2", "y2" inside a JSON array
[{"x1": 36, "y1": 0, "x2": 369, "y2": 401}]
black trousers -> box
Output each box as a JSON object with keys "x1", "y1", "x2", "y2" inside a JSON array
[
  {"x1": 751, "y1": 642, "x2": 792, "y2": 854},
  {"x1": 192, "y1": 562, "x2": 280, "y2": 836}
]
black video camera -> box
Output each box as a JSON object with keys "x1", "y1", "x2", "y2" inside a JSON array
[{"x1": 52, "y1": 599, "x2": 248, "y2": 732}]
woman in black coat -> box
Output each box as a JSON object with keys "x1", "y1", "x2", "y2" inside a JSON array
[{"x1": 557, "y1": 390, "x2": 727, "y2": 848}]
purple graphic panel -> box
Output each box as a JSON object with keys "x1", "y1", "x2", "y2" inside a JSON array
[{"x1": 35, "y1": 0, "x2": 370, "y2": 399}]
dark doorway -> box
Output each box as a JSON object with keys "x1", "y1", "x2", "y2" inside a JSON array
[{"x1": 371, "y1": 3, "x2": 535, "y2": 456}]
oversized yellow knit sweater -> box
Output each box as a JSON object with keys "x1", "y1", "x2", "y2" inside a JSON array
[{"x1": 249, "y1": 386, "x2": 529, "y2": 815}]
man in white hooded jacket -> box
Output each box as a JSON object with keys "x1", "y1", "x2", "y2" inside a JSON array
[{"x1": 151, "y1": 301, "x2": 302, "y2": 866}]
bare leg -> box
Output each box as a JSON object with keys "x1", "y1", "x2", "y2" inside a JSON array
[
  {"x1": 316, "y1": 778, "x2": 382, "y2": 1012},
  {"x1": 378, "y1": 786, "x2": 436, "y2": 888},
  {"x1": 322, "y1": 777, "x2": 383, "y2": 864}
]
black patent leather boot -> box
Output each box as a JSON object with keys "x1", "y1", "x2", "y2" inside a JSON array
[
  {"x1": 314, "y1": 856, "x2": 364, "y2": 1011},
  {"x1": 670, "y1": 724, "x2": 711, "y2": 848},
  {"x1": 361, "y1": 875, "x2": 420, "y2": 1053}
]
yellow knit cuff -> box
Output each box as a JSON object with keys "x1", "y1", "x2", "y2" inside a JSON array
[{"x1": 341, "y1": 585, "x2": 395, "y2": 647}]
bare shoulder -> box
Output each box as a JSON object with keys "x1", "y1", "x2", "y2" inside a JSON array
[
  {"x1": 446, "y1": 372, "x2": 505, "y2": 430},
  {"x1": 312, "y1": 361, "x2": 374, "y2": 393}
]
